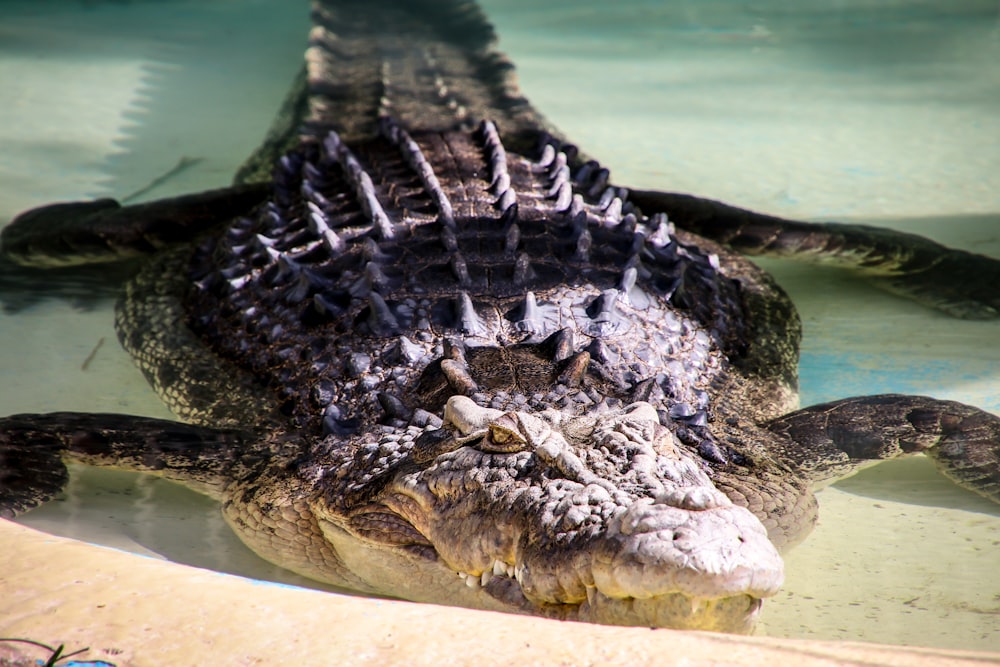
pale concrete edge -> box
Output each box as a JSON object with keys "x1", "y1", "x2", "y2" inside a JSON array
[{"x1": 1, "y1": 520, "x2": 997, "y2": 667}]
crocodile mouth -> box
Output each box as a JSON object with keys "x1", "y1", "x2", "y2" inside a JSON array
[
  {"x1": 454, "y1": 557, "x2": 766, "y2": 632},
  {"x1": 321, "y1": 502, "x2": 778, "y2": 633}
]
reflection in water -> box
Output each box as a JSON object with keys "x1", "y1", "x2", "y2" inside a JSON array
[{"x1": 1, "y1": 0, "x2": 998, "y2": 651}]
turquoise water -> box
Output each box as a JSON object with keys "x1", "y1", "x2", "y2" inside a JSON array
[{"x1": 0, "y1": 0, "x2": 998, "y2": 650}]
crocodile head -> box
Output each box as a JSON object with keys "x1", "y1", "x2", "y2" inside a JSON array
[{"x1": 315, "y1": 397, "x2": 783, "y2": 633}]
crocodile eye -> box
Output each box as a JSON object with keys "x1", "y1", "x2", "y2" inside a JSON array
[{"x1": 483, "y1": 413, "x2": 529, "y2": 453}]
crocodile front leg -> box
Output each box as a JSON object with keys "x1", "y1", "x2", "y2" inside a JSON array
[
  {"x1": 0, "y1": 412, "x2": 252, "y2": 517},
  {"x1": 1, "y1": 183, "x2": 269, "y2": 268},
  {"x1": 628, "y1": 189, "x2": 1000, "y2": 320},
  {"x1": 765, "y1": 394, "x2": 1000, "y2": 503}
]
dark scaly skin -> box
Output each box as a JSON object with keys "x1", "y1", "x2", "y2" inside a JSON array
[{"x1": 1, "y1": 0, "x2": 999, "y2": 634}]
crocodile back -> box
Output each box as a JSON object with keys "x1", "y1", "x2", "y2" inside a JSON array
[{"x1": 187, "y1": 119, "x2": 748, "y2": 444}]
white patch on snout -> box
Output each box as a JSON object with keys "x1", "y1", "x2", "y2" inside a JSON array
[
  {"x1": 444, "y1": 395, "x2": 554, "y2": 450},
  {"x1": 444, "y1": 395, "x2": 502, "y2": 442}
]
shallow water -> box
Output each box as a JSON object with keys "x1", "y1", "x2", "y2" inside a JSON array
[{"x1": 1, "y1": 0, "x2": 998, "y2": 651}]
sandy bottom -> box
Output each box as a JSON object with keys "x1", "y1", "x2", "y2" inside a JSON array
[{"x1": 1, "y1": 0, "x2": 999, "y2": 654}]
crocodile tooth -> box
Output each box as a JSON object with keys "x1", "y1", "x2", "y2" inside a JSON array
[
  {"x1": 504, "y1": 223, "x2": 520, "y2": 254},
  {"x1": 553, "y1": 181, "x2": 573, "y2": 212},
  {"x1": 367, "y1": 292, "x2": 400, "y2": 336},
  {"x1": 480, "y1": 570, "x2": 492, "y2": 587},
  {"x1": 492, "y1": 560, "x2": 506, "y2": 577},
  {"x1": 464, "y1": 573, "x2": 481, "y2": 589},
  {"x1": 512, "y1": 252, "x2": 535, "y2": 286},
  {"x1": 506, "y1": 564, "x2": 515, "y2": 579},
  {"x1": 691, "y1": 598, "x2": 709, "y2": 615},
  {"x1": 450, "y1": 252, "x2": 471, "y2": 285},
  {"x1": 455, "y1": 292, "x2": 487, "y2": 336}
]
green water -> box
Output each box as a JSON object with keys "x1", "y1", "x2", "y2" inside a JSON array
[{"x1": 0, "y1": 0, "x2": 998, "y2": 650}]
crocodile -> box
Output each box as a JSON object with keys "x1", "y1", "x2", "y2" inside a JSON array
[{"x1": 1, "y1": 0, "x2": 999, "y2": 634}]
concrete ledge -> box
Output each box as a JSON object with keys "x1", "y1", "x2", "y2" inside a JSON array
[{"x1": 2, "y1": 520, "x2": 997, "y2": 666}]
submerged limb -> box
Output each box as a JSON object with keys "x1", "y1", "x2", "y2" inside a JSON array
[
  {"x1": 627, "y1": 189, "x2": 1000, "y2": 320},
  {"x1": 0, "y1": 412, "x2": 255, "y2": 517},
  {"x1": 1, "y1": 182, "x2": 270, "y2": 268},
  {"x1": 765, "y1": 394, "x2": 1000, "y2": 503}
]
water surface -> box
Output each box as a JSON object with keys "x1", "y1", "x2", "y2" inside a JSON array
[{"x1": 1, "y1": 0, "x2": 998, "y2": 651}]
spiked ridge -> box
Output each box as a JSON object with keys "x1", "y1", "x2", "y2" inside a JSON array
[{"x1": 187, "y1": 121, "x2": 743, "y2": 447}]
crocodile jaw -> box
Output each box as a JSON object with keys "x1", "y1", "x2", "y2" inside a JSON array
[
  {"x1": 313, "y1": 401, "x2": 783, "y2": 632},
  {"x1": 318, "y1": 500, "x2": 779, "y2": 633}
]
